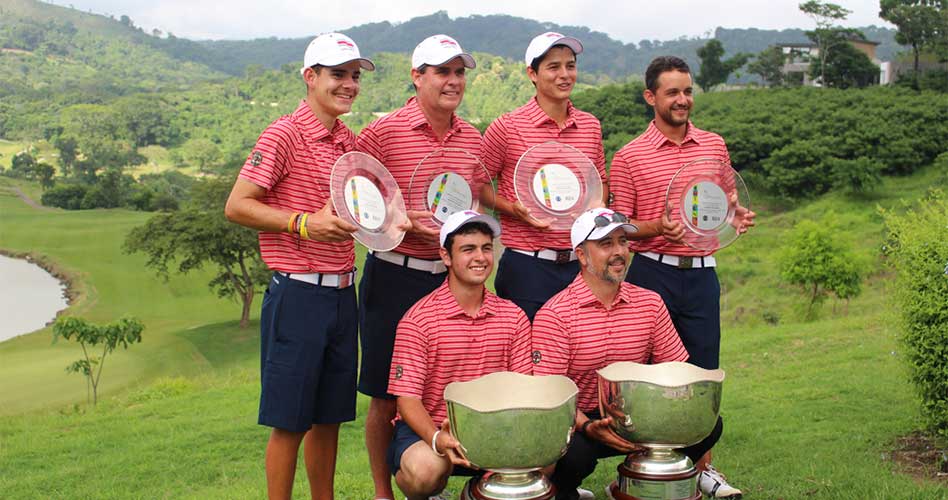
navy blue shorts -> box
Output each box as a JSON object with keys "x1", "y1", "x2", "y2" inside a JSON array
[
  {"x1": 358, "y1": 253, "x2": 446, "y2": 399},
  {"x1": 387, "y1": 420, "x2": 481, "y2": 477},
  {"x1": 258, "y1": 272, "x2": 358, "y2": 432},
  {"x1": 494, "y1": 249, "x2": 580, "y2": 322},
  {"x1": 625, "y1": 254, "x2": 721, "y2": 369}
]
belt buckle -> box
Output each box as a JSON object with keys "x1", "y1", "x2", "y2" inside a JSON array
[
  {"x1": 678, "y1": 256, "x2": 693, "y2": 269},
  {"x1": 555, "y1": 250, "x2": 572, "y2": 264}
]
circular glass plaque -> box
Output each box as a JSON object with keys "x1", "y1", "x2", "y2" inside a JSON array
[
  {"x1": 407, "y1": 148, "x2": 494, "y2": 231},
  {"x1": 664, "y1": 157, "x2": 751, "y2": 252},
  {"x1": 513, "y1": 141, "x2": 603, "y2": 231},
  {"x1": 329, "y1": 151, "x2": 407, "y2": 251}
]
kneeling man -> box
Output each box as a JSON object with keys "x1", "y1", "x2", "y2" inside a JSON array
[
  {"x1": 387, "y1": 211, "x2": 533, "y2": 499},
  {"x1": 532, "y1": 208, "x2": 721, "y2": 499}
]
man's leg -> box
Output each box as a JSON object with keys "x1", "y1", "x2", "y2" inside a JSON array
[
  {"x1": 266, "y1": 428, "x2": 306, "y2": 500},
  {"x1": 303, "y1": 423, "x2": 341, "y2": 500},
  {"x1": 551, "y1": 426, "x2": 625, "y2": 499},
  {"x1": 365, "y1": 398, "x2": 397, "y2": 499},
  {"x1": 395, "y1": 441, "x2": 452, "y2": 500},
  {"x1": 495, "y1": 249, "x2": 578, "y2": 322}
]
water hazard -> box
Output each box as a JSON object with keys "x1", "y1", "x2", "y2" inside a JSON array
[{"x1": 0, "y1": 254, "x2": 69, "y2": 342}]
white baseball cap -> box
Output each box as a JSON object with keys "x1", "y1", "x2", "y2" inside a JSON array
[
  {"x1": 524, "y1": 32, "x2": 583, "y2": 67},
  {"x1": 440, "y1": 210, "x2": 501, "y2": 248},
  {"x1": 412, "y1": 34, "x2": 476, "y2": 70},
  {"x1": 300, "y1": 33, "x2": 375, "y2": 75},
  {"x1": 570, "y1": 208, "x2": 638, "y2": 249}
]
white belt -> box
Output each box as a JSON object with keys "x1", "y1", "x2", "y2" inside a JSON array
[
  {"x1": 371, "y1": 251, "x2": 447, "y2": 274},
  {"x1": 639, "y1": 251, "x2": 716, "y2": 269},
  {"x1": 510, "y1": 248, "x2": 577, "y2": 263},
  {"x1": 278, "y1": 270, "x2": 356, "y2": 288}
]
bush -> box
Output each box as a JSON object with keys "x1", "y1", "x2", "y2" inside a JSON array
[
  {"x1": 41, "y1": 183, "x2": 87, "y2": 209},
  {"x1": 882, "y1": 190, "x2": 948, "y2": 438},
  {"x1": 779, "y1": 218, "x2": 862, "y2": 316}
]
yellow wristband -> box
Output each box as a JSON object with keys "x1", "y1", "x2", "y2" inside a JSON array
[
  {"x1": 287, "y1": 212, "x2": 299, "y2": 234},
  {"x1": 299, "y1": 213, "x2": 310, "y2": 240}
]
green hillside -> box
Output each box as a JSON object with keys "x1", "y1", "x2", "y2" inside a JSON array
[{"x1": 1, "y1": 157, "x2": 947, "y2": 497}]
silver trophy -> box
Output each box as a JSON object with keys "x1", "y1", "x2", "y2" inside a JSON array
[
  {"x1": 445, "y1": 371, "x2": 578, "y2": 500},
  {"x1": 597, "y1": 362, "x2": 724, "y2": 500}
]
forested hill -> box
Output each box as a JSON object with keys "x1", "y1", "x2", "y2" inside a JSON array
[{"x1": 198, "y1": 11, "x2": 904, "y2": 77}]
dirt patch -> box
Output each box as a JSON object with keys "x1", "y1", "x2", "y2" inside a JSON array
[{"x1": 885, "y1": 431, "x2": 948, "y2": 485}]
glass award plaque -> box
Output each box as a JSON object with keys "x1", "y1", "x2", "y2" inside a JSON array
[
  {"x1": 664, "y1": 157, "x2": 751, "y2": 252},
  {"x1": 329, "y1": 151, "x2": 407, "y2": 252},
  {"x1": 512, "y1": 141, "x2": 603, "y2": 231},
  {"x1": 407, "y1": 148, "x2": 494, "y2": 231}
]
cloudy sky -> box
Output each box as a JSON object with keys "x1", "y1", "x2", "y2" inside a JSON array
[{"x1": 56, "y1": 0, "x2": 892, "y2": 43}]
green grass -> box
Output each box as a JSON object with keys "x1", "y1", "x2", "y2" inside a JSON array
[{"x1": 1, "y1": 167, "x2": 947, "y2": 498}]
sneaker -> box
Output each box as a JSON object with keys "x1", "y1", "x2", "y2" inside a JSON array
[
  {"x1": 576, "y1": 488, "x2": 595, "y2": 500},
  {"x1": 698, "y1": 464, "x2": 743, "y2": 498}
]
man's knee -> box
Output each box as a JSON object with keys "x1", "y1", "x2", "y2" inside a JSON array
[
  {"x1": 552, "y1": 435, "x2": 599, "y2": 488},
  {"x1": 396, "y1": 442, "x2": 451, "y2": 496}
]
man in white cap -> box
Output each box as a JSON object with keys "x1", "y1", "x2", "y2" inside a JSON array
[
  {"x1": 386, "y1": 210, "x2": 532, "y2": 500},
  {"x1": 532, "y1": 208, "x2": 722, "y2": 499},
  {"x1": 224, "y1": 32, "x2": 373, "y2": 500},
  {"x1": 354, "y1": 34, "x2": 483, "y2": 500},
  {"x1": 481, "y1": 32, "x2": 609, "y2": 322}
]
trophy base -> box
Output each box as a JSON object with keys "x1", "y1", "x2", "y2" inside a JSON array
[
  {"x1": 461, "y1": 471, "x2": 556, "y2": 500},
  {"x1": 608, "y1": 458, "x2": 700, "y2": 500}
]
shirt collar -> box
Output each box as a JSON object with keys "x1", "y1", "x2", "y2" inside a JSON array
[
  {"x1": 569, "y1": 273, "x2": 632, "y2": 309},
  {"x1": 435, "y1": 280, "x2": 497, "y2": 319},
  {"x1": 644, "y1": 120, "x2": 702, "y2": 150},
  {"x1": 292, "y1": 100, "x2": 345, "y2": 143},
  {"x1": 403, "y1": 96, "x2": 463, "y2": 134},
  {"x1": 525, "y1": 97, "x2": 578, "y2": 129}
]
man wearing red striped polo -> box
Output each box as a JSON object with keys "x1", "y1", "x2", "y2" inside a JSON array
[
  {"x1": 532, "y1": 208, "x2": 721, "y2": 500},
  {"x1": 481, "y1": 32, "x2": 608, "y2": 322},
  {"x1": 355, "y1": 34, "x2": 482, "y2": 500},
  {"x1": 386, "y1": 211, "x2": 532, "y2": 500},
  {"x1": 609, "y1": 56, "x2": 754, "y2": 498},
  {"x1": 224, "y1": 33, "x2": 373, "y2": 500}
]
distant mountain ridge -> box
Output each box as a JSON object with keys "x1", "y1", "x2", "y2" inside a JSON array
[{"x1": 198, "y1": 11, "x2": 904, "y2": 77}]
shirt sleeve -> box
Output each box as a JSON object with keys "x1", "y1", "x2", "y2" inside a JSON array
[
  {"x1": 238, "y1": 121, "x2": 294, "y2": 190},
  {"x1": 650, "y1": 299, "x2": 689, "y2": 363},
  {"x1": 531, "y1": 305, "x2": 571, "y2": 376},
  {"x1": 593, "y1": 120, "x2": 607, "y2": 179},
  {"x1": 480, "y1": 117, "x2": 508, "y2": 179},
  {"x1": 388, "y1": 316, "x2": 428, "y2": 399},
  {"x1": 355, "y1": 120, "x2": 385, "y2": 164},
  {"x1": 507, "y1": 309, "x2": 534, "y2": 374}
]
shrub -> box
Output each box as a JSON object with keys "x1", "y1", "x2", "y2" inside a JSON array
[
  {"x1": 882, "y1": 190, "x2": 948, "y2": 438},
  {"x1": 779, "y1": 218, "x2": 863, "y2": 316},
  {"x1": 41, "y1": 183, "x2": 87, "y2": 209}
]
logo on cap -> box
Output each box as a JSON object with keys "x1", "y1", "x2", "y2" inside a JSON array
[
  {"x1": 337, "y1": 39, "x2": 355, "y2": 50},
  {"x1": 546, "y1": 32, "x2": 563, "y2": 38},
  {"x1": 439, "y1": 38, "x2": 458, "y2": 47}
]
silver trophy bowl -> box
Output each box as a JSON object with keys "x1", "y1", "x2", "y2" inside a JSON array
[
  {"x1": 597, "y1": 362, "x2": 724, "y2": 500},
  {"x1": 445, "y1": 372, "x2": 578, "y2": 500}
]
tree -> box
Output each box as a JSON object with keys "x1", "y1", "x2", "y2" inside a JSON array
[
  {"x1": 880, "y1": 0, "x2": 947, "y2": 86},
  {"x1": 809, "y1": 38, "x2": 879, "y2": 88},
  {"x1": 52, "y1": 316, "x2": 144, "y2": 405},
  {"x1": 748, "y1": 46, "x2": 787, "y2": 86},
  {"x1": 799, "y1": 0, "x2": 852, "y2": 86},
  {"x1": 181, "y1": 137, "x2": 223, "y2": 174},
  {"x1": 9, "y1": 151, "x2": 36, "y2": 179},
  {"x1": 35, "y1": 163, "x2": 56, "y2": 190},
  {"x1": 695, "y1": 39, "x2": 751, "y2": 91},
  {"x1": 53, "y1": 135, "x2": 78, "y2": 177},
  {"x1": 779, "y1": 219, "x2": 862, "y2": 316},
  {"x1": 124, "y1": 178, "x2": 268, "y2": 327}
]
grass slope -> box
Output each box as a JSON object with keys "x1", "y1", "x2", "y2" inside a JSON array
[{"x1": 1, "y1": 165, "x2": 947, "y2": 498}]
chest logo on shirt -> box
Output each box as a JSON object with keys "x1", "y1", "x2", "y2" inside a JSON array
[
  {"x1": 395, "y1": 365, "x2": 403, "y2": 379},
  {"x1": 532, "y1": 350, "x2": 542, "y2": 365},
  {"x1": 251, "y1": 151, "x2": 263, "y2": 167}
]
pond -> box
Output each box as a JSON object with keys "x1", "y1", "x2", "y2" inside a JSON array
[{"x1": 0, "y1": 254, "x2": 69, "y2": 342}]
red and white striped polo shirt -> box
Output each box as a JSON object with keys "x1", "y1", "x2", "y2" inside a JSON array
[
  {"x1": 532, "y1": 273, "x2": 688, "y2": 412},
  {"x1": 238, "y1": 101, "x2": 356, "y2": 273},
  {"x1": 610, "y1": 120, "x2": 731, "y2": 257},
  {"x1": 357, "y1": 97, "x2": 483, "y2": 260},
  {"x1": 388, "y1": 280, "x2": 533, "y2": 424},
  {"x1": 481, "y1": 97, "x2": 606, "y2": 250}
]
